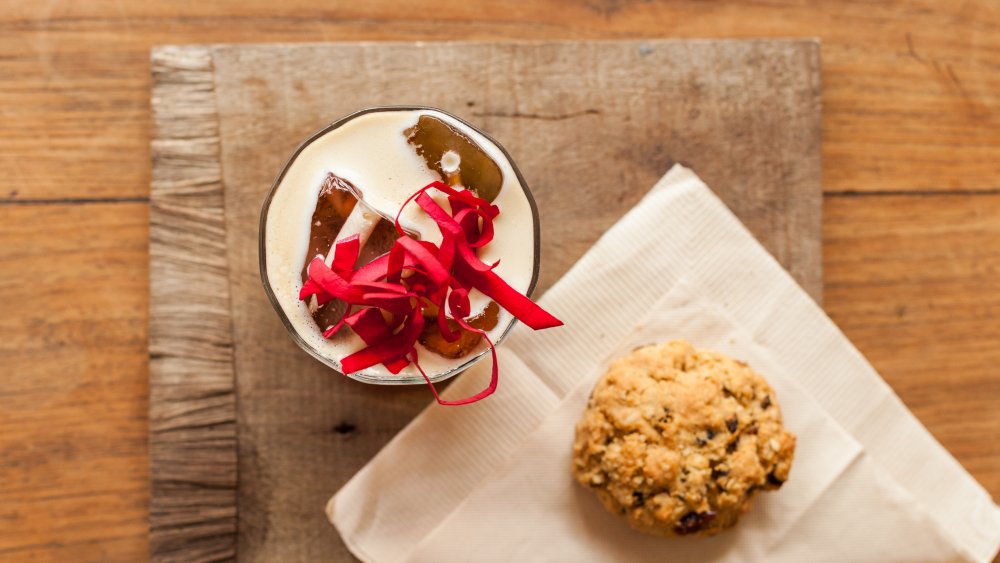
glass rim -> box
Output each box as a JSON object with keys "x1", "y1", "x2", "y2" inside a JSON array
[{"x1": 258, "y1": 105, "x2": 542, "y2": 385}]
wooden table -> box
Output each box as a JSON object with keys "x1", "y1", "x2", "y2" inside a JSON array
[{"x1": 0, "y1": 1, "x2": 997, "y2": 561}]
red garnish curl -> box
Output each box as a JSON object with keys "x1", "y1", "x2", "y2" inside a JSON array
[{"x1": 300, "y1": 181, "x2": 561, "y2": 405}]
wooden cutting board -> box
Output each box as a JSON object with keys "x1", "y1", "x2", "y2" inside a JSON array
[{"x1": 149, "y1": 39, "x2": 821, "y2": 562}]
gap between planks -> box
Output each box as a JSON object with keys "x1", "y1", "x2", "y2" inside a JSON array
[{"x1": 0, "y1": 196, "x2": 150, "y2": 206}]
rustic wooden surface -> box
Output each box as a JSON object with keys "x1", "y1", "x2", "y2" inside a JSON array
[
  {"x1": 0, "y1": 1, "x2": 998, "y2": 562},
  {"x1": 205, "y1": 39, "x2": 820, "y2": 561},
  {"x1": 148, "y1": 46, "x2": 237, "y2": 562}
]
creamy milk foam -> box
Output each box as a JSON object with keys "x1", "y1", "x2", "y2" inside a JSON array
[{"x1": 264, "y1": 109, "x2": 536, "y2": 379}]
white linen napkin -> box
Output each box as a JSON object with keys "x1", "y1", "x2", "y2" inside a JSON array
[{"x1": 329, "y1": 165, "x2": 1000, "y2": 562}]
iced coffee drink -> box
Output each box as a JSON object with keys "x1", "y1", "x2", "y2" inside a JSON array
[{"x1": 260, "y1": 107, "x2": 560, "y2": 404}]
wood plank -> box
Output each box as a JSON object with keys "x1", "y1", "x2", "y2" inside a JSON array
[
  {"x1": 0, "y1": 202, "x2": 149, "y2": 562},
  {"x1": 4, "y1": 195, "x2": 998, "y2": 561},
  {"x1": 148, "y1": 46, "x2": 237, "y2": 562},
  {"x1": 209, "y1": 39, "x2": 821, "y2": 560},
  {"x1": 0, "y1": 1, "x2": 997, "y2": 201},
  {"x1": 824, "y1": 193, "x2": 1000, "y2": 496}
]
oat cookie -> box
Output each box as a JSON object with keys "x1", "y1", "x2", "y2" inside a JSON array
[{"x1": 572, "y1": 340, "x2": 796, "y2": 537}]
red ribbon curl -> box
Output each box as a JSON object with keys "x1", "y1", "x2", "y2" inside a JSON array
[{"x1": 299, "y1": 181, "x2": 561, "y2": 405}]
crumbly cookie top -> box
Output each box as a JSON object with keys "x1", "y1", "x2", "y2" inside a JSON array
[{"x1": 572, "y1": 340, "x2": 795, "y2": 537}]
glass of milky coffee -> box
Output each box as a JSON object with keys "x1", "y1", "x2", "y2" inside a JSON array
[{"x1": 260, "y1": 107, "x2": 543, "y2": 386}]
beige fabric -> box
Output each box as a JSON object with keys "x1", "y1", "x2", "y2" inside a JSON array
[{"x1": 329, "y1": 166, "x2": 1000, "y2": 562}]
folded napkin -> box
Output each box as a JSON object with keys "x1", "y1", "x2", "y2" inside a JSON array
[{"x1": 329, "y1": 165, "x2": 1000, "y2": 562}]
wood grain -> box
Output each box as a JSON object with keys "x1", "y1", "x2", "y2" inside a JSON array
[
  {"x1": 148, "y1": 46, "x2": 237, "y2": 562},
  {"x1": 0, "y1": 1, "x2": 998, "y2": 562},
  {"x1": 0, "y1": 202, "x2": 149, "y2": 562},
  {"x1": 0, "y1": 1, "x2": 997, "y2": 201},
  {"x1": 824, "y1": 193, "x2": 1000, "y2": 496},
  {"x1": 207, "y1": 39, "x2": 821, "y2": 560}
]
